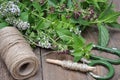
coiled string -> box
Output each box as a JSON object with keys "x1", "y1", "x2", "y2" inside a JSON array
[{"x1": 0, "y1": 27, "x2": 39, "y2": 80}]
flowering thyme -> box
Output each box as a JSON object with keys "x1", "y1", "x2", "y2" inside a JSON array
[
  {"x1": 0, "y1": 1, "x2": 30, "y2": 30},
  {"x1": 70, "y1": 27, "x2": 81, "y2": 35},
  {"x1": 38, "y1": 31, "x2": 52, "y2": 49},
  {"x1": 0, "y1": 1, "x2": 20, "y2": 17},
  {"x1": 6, "y1": 17, "x2": 30, "y2": 30}
]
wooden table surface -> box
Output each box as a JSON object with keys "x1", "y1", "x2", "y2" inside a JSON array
[{"x1": 0, "y1": 0, "x2": 120, "y2": 80}]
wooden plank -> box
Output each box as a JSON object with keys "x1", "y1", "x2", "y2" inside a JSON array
[
  {"x1": 0, "y1": 48, "x2": 42, "y2": 80},
  {"x1": 41, "y1": 49, "x2": 91, "y2": 80}
]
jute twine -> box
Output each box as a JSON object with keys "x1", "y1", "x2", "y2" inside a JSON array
[{"x1": 0, "y1": 27, "x2": 39, "y2": 80}]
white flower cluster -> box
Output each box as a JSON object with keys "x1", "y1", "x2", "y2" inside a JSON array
[
  {"x1": 0, "y1": 1, "x2": 20, "y2": 17},
  {"x1": 70, "y1": 27, "x2": 81, "y2": 35},
  {"x1": 6, "y1": 17, "x2": 30, "y2": 30},
  {"x1": 0, "y1": 1, "x2": 30, "y2": 30},
  {"x1": 38, "y1": 32, "x2": 52, "y2": 49}
]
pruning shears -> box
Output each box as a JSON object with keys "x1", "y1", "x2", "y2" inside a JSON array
[
  {"x1": 81, "y1": 58, "x2": 114, "y2": 80},
  {"x1": 92, "y1": 45, "x2": 120, "y2": 64},
  {"x1": 81, "y1": 45, "x2": 120, "y2": 80}
]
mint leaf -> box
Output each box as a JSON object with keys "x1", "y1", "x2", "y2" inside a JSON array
[
  {"x1": 72, "y1": 34, "x2": 85, "y2": 49},
  {"x1": 73, "y1": 56, "x2": 82, "y2": 62},
  {"x1": 32, "y1": 2, "x2": 41, "y2": 12},
  {"x1": 20, "y1": 12, "x2": 29, "y2": 21},
  {"x1": 67, "y1": 0, "x2": 73, "y2": 9},
  {"x1": 57, "y1": 29, "x2": 72, "y2": 41},
  {"x1": 86, "y1": 0, "x2": 107, "y2": 3},
  {"x1": 98, "y1": 12, "x2": 120, "y2": 23},
  {"x1": 85, "y1": 43, "x2": 93, "y2": 52},
  {"x1": 108, "y1": 23, "x2": 120, "y2": 29},
  {"x1": 71, "y1": 18, "x2": 90, "y2": 26},
  {"x1": 97, "y1": 1, "x2": 120, "y2": 23},
  {"x1": 86, "y1": 0, "x2": 107, "y2": 10},
  {"x1": 0, "y1": 22, "x2": 8, "y2": 29},
  {"x1": 98, "y1": 1, "x2": 113, "y2": 20},
  {"x1": 48, "y1": 0, "x2": 57, "y2": 7},
  {"x1": 72, "y1": 50, "x2": 84, "y2": 62},
  {"x1": 98, "y1": 24, "x2": 109, "y2": 47}
]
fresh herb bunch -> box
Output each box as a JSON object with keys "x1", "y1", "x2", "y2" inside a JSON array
[
  {"x1": 0, "y1": 0, "x2": 30, "y2": 30},
  {"x1": 0, "y1": 0, "x2": 120, "y2": 62}
]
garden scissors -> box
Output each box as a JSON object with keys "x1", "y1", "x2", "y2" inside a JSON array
[
  {"x1": 81, "y1": 58, "x2": 114, "y2": 80},
  {"x1": 81, "y1": 44, "x2": 120, "y2": 80},
  {"x1": 91, "y1": 45, "x2": 120, "y2": 64}
]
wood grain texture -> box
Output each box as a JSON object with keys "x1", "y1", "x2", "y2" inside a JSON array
[{"x1": 41, "y1": 49, "x2": 92, "y2": 80}]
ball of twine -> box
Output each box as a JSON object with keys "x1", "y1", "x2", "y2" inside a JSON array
[{"x1": 0, "y1": 27, "x2": 40, "y2": 80}]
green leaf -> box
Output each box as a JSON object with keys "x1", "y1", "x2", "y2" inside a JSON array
[
  {"x1": 28, "y1": 13, "x2": 35, "y2": 24},
  {"x1": 56, "y1": 21, "x2": 63, "y2": 29},
  {"x1": 43, "y1": 20, "x2": 51, "y2": 29},
  {"x1": 98, "y1": 24, "x2": 109, "y2": 47},
  {"x1": 67, "y1": 0, "x2": 73, "y2": 9},
  {"x1": 60, "y1": 0, "x2": 66, "y2": 4},
  {"x1": 79, "y1": 20, "x2": 90, "y2": 26},
  {"x1": 20, "y1": 12, "x2": 29, "y2": 21},
  {"x1": 72, "y1": 34, "x2": 85, "y2": 49},
  {"x1": 29, "y1": 32, "x2": 36, "y2": 38},
  {"x1": 71, "y1": 18, "x2": 90, "y2": 26},
  {"x1": 36, "y1": 20, "x2": 44, "y2": 29},
  {"x1": 36, "y1": 19, "x2": 51, "y2": 30},
  {"x1": 108, "y1": 23, "x2": 120, "y2": 29},
  {"x1": 80, "y1": 1, "x2": 89, "y2": 9},
  {"x1": 94, "y1": 2, "x2": 100, "y2": 10},
  {"x1": 32, "y1": 2, "x2": 41, "y2": 12},
  {"x1": 86, "y1": 0, "x2": 107, "y2": 3},
  {"x1": 98, "y1": 1, "x2": 112, "y2": 19},
  {"x1": 71, "y1": 42, "x2": 92, "y2": 62},
  {"x1": 0, "y1": 22, "x2": 8, "y2": 29},
  {"x1": 73, "y1": 56, "x2": 82, "y2": 62},
  {"x1": 72, "y1": 50, "x2": 84, "y2": 62},
  {"x1": 56, "y1": 29, "x2": 72, "y2": 41},
  {"x1": 85, "y1": 43, "x2": 93, "y2": 52},
  {"x1": 86, "y1": 0, "x2": 107, "y2": 10},
  {"x1": 48, "y1": 0, "x2": 57, "y2": 7},
  {"x1": 98, "y1": 12, "x2": 120, "y2": 23}
]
